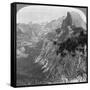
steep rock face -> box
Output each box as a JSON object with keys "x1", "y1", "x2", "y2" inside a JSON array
[
  {"x1": 61, "y1": 12, "x2": 72, "y2": 29},
  {"x1": 55, "y1": 12, "x2": 87, "y2": 55},
  {"x1": 34, "y1": 11, "x2": 87, "y2": 82},
  {"x1": 55, "y1": 12, "x2": 72, "y2": 43},
  {"x1": 17, "y1": 11, "x2": 87, "y2": 85},
  {"x1": 34, "y1": 12, "x2": 72, "y2": 71}
]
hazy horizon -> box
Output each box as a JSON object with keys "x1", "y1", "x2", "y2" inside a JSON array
[{"x1": 17, "y1": 5, "x2": 86, "y2": 24}]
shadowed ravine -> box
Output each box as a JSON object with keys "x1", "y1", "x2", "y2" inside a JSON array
[
  {"x1": 16, "y1": 40, "x2": 48, "y2": 85},
  {"x1": 17, "y1": 55, "x2": 48, "y2": 85}
]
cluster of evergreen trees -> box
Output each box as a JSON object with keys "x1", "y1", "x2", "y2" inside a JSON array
[
  {"x1": 56, "y1": 28, "x2": 87, "y2": 57},
  {"x1": 54, "y1": 12, "x2": 87, "y2": 57}
]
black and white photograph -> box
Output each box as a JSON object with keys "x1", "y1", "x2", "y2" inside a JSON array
[{"x1": 11, "y1": 2, "x2": 88, "y2": 87}]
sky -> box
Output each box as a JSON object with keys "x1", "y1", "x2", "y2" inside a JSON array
[{"x1": 17, "y1": 5, "x2": 86, "y2": 24}]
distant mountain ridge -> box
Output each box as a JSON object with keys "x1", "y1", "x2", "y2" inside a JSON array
[
  {"x1": 16, "y1": 11, "x2": 86, "y2": 60},
  {"x1": 17, "y1": 16, "x2": 64, "y2": 48}
]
